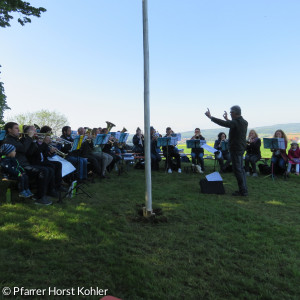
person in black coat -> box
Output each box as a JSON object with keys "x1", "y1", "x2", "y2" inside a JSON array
[
  {"x1": 190, "y1": 128, "x2": 205, "y2": 171},
  {"x1": 132, "y1": 127, "x2": 144, "y2": 154},
  {"x1": 205, "y1": 106, "x2": 248, "y2": 196},
  {"x1": 162, "y1": 127, "x2": 181, "y2": 174},
  {"x1": 245, "y1": 130, "x2": 261, "y2": 177},
  {"x1": 214, "y1": 132, "x2": 231, "y2": 171}
]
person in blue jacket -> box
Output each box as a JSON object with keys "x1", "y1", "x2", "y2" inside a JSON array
[{"x1": 0, "y1": 144, "x2": 34, "y2": 198}]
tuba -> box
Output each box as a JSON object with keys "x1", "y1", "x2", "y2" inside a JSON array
[
  {"x1": 106, "y1": 121, "x2": 116, "y2": 132},
  {"x1": 121, "y1": 127, "x2": 127, "y2": 133}
]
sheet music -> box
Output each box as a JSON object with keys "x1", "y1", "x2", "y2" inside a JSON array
[
  {"x1": 201, "y1": 143, "x2": 217, "y2": 154},
  {"x1": 95, "y1": 134, "x2": 111, "y2": 145},
  {"x1": 277, "y1": 138, "x2": 286, "y2": 150},
  {"x1": 110, "y1": 132, "x2": 121, "y2": 140},
  {"x1": 48, "y1": 155, "x2": 76, "y2": 177},
  {"x1": 172, "y1": 133, "x2": 181, "y2": 141},
  {"x1": 119, "y1": 133, "x2": 129, "y2": 143},
  {"x1": 206, "y1": 172, "x2": 223, "y2": 181}
]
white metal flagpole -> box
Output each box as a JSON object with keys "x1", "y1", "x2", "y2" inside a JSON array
[{"x1": 142, "y1": 0, "x2": 153, "y2": 216}]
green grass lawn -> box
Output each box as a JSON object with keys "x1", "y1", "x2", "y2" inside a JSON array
[{"x1": 0, "y1": 160, "x2": 300, "y2": 300}]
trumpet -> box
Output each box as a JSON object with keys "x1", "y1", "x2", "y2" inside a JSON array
[{"x1": 49, "y1": 144, "x2": 68, "y2": 158}]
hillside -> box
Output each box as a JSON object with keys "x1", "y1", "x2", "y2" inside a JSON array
[{"x1": 179, "y1": 123, "x2": 300, "y2": 142}]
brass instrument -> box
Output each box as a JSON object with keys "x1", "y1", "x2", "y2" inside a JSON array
[
  {"x1": 49, "y1": 144, "x2": 68, "y2": 158},
  {"x1": 106, "y1": 121, "x2": 116, "y2": 132},
  {"x1": 121, "y1": 127, "x2": 127, "y2": 133}
]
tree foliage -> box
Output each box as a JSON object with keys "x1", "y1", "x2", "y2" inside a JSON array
[
  {"x1": 0, "y1": 0, "x2": 46, "y2": 28},
  {"x1": 0, "y1": 66, "x2": 10, "y2": 126},
  {"x1": 7, "y1": 110, "x2": 69, "y2": 134}
]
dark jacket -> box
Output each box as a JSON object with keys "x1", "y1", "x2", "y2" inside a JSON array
[
  {"x1": 0, "y1": 156, "x2": 25, "y2": 179},
  {"x1": 191, "y1": 135, "x2": 205, "y2": 154},
  {"x1": 211, "y1": 116, "x2": 248, "y2": 152},
  {"x1": 246, "y1": 138, "x2": 261, "y2": 157},
  {"x1": 3, "y1": 135, "x2": 32, "y2": 167}
]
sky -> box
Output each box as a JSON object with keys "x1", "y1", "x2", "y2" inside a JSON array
[{"x1": 1, "y1": 0, "x2": 300, "y2": 135}]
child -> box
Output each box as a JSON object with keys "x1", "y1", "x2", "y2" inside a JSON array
[
  {"x1": 287, "y1": 141, "x2": 300, "y2": 175},
  {"x1": 0, "y1": 144, "x2": 34, "y2": 198}
]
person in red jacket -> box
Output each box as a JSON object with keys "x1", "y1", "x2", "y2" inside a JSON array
[{"x1": 287, "y1": 141, "x2": 300, "y2": 175}]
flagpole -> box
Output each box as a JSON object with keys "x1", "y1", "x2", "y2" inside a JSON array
[{"x1": 142, "y1": 0, "x2": 153, "y2": 216}]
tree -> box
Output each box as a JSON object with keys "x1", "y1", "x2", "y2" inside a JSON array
[
  {"x1": 0, "y1": 0, "x2": 46, "y2": 28},
  {"x1": 7, "y1": 109, "x2": 69, "y2": 134},
  {"x1": 0, "y1": 65, "x2": 10, "y2": 126}
]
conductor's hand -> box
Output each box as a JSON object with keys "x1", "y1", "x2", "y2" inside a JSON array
[
  {"x1": 205, "y1": 108, "x2": 212, "y2": 119},
  {"x1": 223, "y1": 111, "x2": 228, "y2": 120}
]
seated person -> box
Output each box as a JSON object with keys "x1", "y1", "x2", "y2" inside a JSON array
[
  {"x1": 163, "y1": 127, "x2": 181, "y2": 174},
  {"x1": 287, "y1": 141, "x2": 300, "y2": 176},
  {"x1": 190, "y1": 128, "x2": 205, "y2": 171},
  {"x1": 133, "y1": 127, "x2": 144, "y2": 154},
  {"x1": 60, "y1": 126, "x2": 88, "y2": 182},
  {"x1": 21, "y1": 125, "x2": 59, "y2": 197},
  {"x1": 101, "y1": 128, "x2": 121, "y2": 172},
  {"x1": 214, "y1": 132, "x2": 231, "y2": 172},
  {"x1": 3, "y1": 122, "x2": 52, "y2": 205},
  {"x1": 245, "y1": 130, "x2": 261, "y2": 177},
  {"x1": 0, "y1": 144, "x2": 34, "y2": 198},
  {"x1": 270, "y1": 129, "x2": 288, "y2": 174},
  {"x1": 150, "y1": 126, "x2": 161, "y2": 170},
  {"x1": 91, "y1": 128, "x2": 113, "y2": 178},
  {"x1": 77, "y1": 127, "x2": 103, "y2": 177}
]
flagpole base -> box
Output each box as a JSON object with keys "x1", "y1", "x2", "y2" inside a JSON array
[{"x1": 143, "y1": 207, "x2": 155, "y2": 217}]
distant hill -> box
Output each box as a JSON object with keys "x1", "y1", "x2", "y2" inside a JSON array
[{"x1": 179, "y1": 123, "x2": 300, "y2": 143}]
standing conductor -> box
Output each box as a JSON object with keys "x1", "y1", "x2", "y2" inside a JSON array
[{"x1": 205, "y1": 106, "x2": 248, "y2": 196}]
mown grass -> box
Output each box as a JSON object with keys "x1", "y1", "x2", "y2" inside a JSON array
[{"x1": 0, "y1": 160, "x2": 300, "y2": 300}]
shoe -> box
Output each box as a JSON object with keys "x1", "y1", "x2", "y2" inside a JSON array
[
  {"x1": 196, "y1": 165, "x2": 203, "y2": 174},
  {"x1": 34, "y1": 196, "x2": 52, "y2": 205},
  {"x1": 19, "y1": 190, "x2": 29, "y2": 198},
  {"x1": 252, "y1": 173, "x2": 258, "y2": 177},
  {"x1": 232, "y1": 191, "x2": 248, "y2": 197},
  {"x1": 168, "y1": 168, "x2": 172, "y2": 174},
  {"x1": 246, "y1": 172, "x2": 250, "y2": 176},
  {"x1": 178, "y1": 168, "x2": 182, "y2": 173},
  {"x1": 25, "y1": 189, "x2": 34, "y2": 197},
  {"x1": 48, "y1": 189, "x2": 59, "y2": 198}
]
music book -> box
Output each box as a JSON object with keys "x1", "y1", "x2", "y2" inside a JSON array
[
  {"x1": 119, "y1": 133, "x2": 129, "y2": 143},
  {"x1": 0, "y1": 130, "x2": 6, "y2": 141},
  {"x1": 110, "y1": 132, "x2": 121, "y2": 140},
  {"x1": 171, "y1": 133, "x2": 181, "y2": 141},
  {"x1": 206, "y1": 172, "x2": 223, "y2": 182},
  {"x1": 95, "y1": 134, "x2": 111, "y2": 145},
  {"x1": 186, "y1": 139, "x2": 206, "y2": 148},
  {"x1": 263, "y1": 138, "x2": 285, "y2": 150}
]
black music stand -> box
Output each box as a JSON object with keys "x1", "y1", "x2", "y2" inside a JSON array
[{"x1": 263, "y1": 138, "x2": 282, "y2": 181}]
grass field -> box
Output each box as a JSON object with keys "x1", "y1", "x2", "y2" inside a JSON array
[{"x1": 0, "y1": 160, "x2": 300, "y2": 300}]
